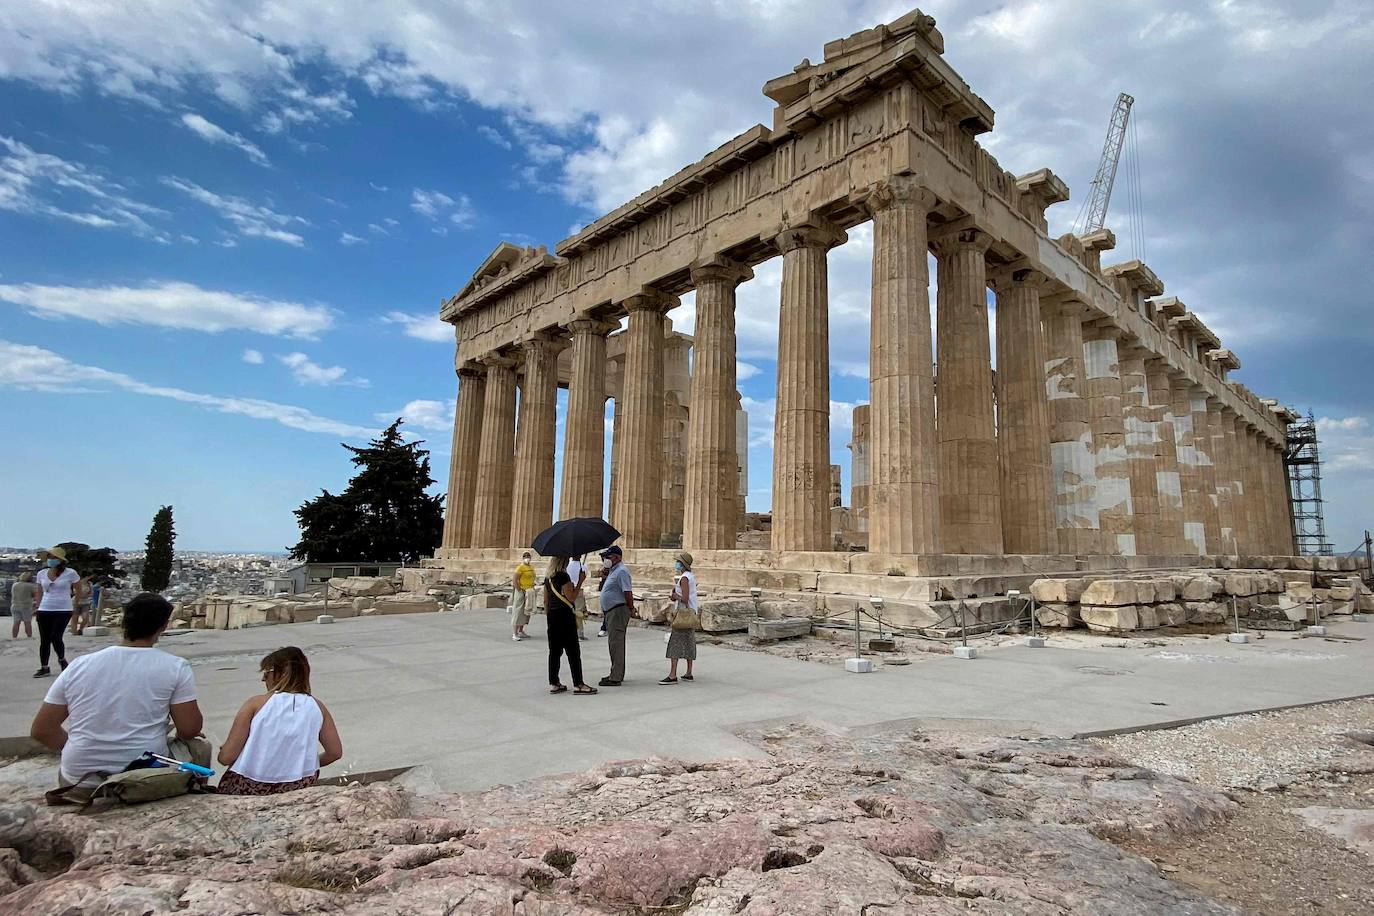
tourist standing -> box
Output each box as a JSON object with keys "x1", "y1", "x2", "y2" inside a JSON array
[
  {"x1": 217, "y1": 647, "x2": 343, "y2": 795},
  {"x1": 567, "y1": 554, "x2": 589, "y2": 640},
  {"x1": 597, "y1": 546, "x2": 634, "y2": 687},
  {"x1": 545, "y1": 569, "x2": 597, "y2": 695},
  {"x1": 10, "y1": 572, "x2": 38, "y2": 639},
  {"x1": 29, "y1": 593, "x2": 208, "y2": 788},
  {"x1": 510, "y1": 551, "x2": 536, "y2": 641},
  {"x1": 34, "y1": 547, "x2": 83, "y2": 678},
  {"x1": 661, "y1": 552, "x2": 699, "y2": 684}
]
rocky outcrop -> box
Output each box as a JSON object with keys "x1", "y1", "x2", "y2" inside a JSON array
[{"x1": 0, "y1": 725, "x2": 1238, "y2": 914}]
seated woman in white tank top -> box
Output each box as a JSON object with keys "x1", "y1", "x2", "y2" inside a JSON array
[{"x1": 217, "y1": 646, "x2": 343, "y2": 795}]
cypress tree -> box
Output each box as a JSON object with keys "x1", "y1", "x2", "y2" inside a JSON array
[{"x1": 141, "y1": 505, "x2": 176, "y2": 592}]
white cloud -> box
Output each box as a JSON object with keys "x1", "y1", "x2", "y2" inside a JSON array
[
  {"x1": 369, "y1": 182, "x2": 389, "y2": 192},
  {"x1": 339, "y1": 231, "x2": 366, "y2": 245},
  {"x1": 162, "y1": 176, "x2": 307, "y2": 246},
  {"x1": 0, "y1": 339, "x2": 375, "y2": 438},
  {"x1": 477, "y1": 125, "x2": 512, "y2": 149},
  {"x1": 736, "y1": 361, "x2": 761, "y2": 381},
  {"x1": 0, "y1": 135, "x2": 168, "y2": 240},
  {"x1": 0, "y1": 280, "x2": 332, "y2": 337},
  {"x1": 382, "y1": 310, "x2": 451, "y2": 343},
  {"x1": 380, "y1": 398, "x2": 454, "y2": 432},
  {"x1": 278, "y1": 351, "x2": 366, "y2": 387},
  {"x1": 1317, "y1": 416, "x2": 1368, "y2": 432},
  {"x1": 410, "y1": 187, "x2": 477, "y2": 228},
  {"x1": 178, "y1": 112, "x2": 269, "y2": 166},
  {"x1": 259, "y1": 86, "x2": 353, "y2": 135},
  {"x1": 241, "y1": 348, "x2": 264, "y2": 364}
]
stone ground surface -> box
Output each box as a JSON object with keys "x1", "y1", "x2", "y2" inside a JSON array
[{"x1": 2, "y1": 610, "x2": 1372, "y2": 792}]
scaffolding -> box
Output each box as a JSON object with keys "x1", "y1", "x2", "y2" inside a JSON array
[{"x1": 1284, "y1": 412, "x2": 1333, "y2": 556}]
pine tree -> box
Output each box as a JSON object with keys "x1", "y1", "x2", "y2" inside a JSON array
[
  {"x1": 291, "y1": 419, "x2": 445, "y2": 562},
  {"x1": 140, "y1": 506, "x2": 176, "y2": 592}
]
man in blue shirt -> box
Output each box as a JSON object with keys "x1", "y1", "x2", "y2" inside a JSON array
[{"x1": 597, "y1": 546, "x2": 634, "y2": 687}]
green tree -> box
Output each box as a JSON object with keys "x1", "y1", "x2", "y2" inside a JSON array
[
  {"x1": 290, "y1": 419, "x2": 445, "y2": 563},
  {"x1": 140, "y1": 505, "x2": 176, "y2": 592},
  {"x1": 54, "y1": 543, "x2": 127, "y2": 585}
]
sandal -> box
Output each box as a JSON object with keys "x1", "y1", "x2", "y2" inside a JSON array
[
  {"x1": 574, "y1": 684, "x2": 598, "y2": 695},
  {"x1": 549, "y1": 684, "x2": 568, "y2": 694},
  {"x1": 681, "y1": 674, "x2": 694, "y2": 681},
  {"x1": 658, "y1": 676, "x2": 678, "y2": 685}
]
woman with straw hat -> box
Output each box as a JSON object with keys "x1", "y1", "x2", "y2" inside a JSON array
[
  {"x1": 34, "y1": 546, "x2": 84, "y2": 678},
  {"x1": 660, "y1": 552, "x2": 698, "y2": 685}
]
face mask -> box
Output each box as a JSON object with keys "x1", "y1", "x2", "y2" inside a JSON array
[
  {"x1": 602, "y1": 559, "x2": 612, "y2": 569},
  {"x1": 674, "y1": 562, "x2": 684, "y2": 573},
  {"x1": 46, "y1": 559, "x2": 60, "y2": 569}
]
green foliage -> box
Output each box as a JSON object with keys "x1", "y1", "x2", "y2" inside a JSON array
[
  {"x1": 290, "y1": 419, "x2": 445, "y2": 563},
  {"x1": 140, "y1": 505, "x2": 176, "y2": 592},
  {"x1": 54, "y1": 542, "x2": 126, "y2": 585}
]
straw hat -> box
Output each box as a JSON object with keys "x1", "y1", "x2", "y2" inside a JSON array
[
  {"x1": 46, "y1": 546, "x2": 67, "y2": 562},
  {"x1": 674, "y1": 551, "x2": 693, "y2": 570}
]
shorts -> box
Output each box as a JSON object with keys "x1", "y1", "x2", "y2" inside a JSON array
[{"x1": 10, "y1": 606, "x2": 34, "y2": 623}]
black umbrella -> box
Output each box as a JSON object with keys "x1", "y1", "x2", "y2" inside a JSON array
[{"x1": 530, "y1": 517, "x2": 621, "y2": 558}]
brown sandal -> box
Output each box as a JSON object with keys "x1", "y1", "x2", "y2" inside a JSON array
[
  {"x1": 574, "y1": 684, "x2": 598, "y2": 694},
  {"x1": 549, "y1": 684, "x2": 568, "y2": 694}
]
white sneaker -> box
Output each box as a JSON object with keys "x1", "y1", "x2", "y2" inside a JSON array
[
  {"x1": 597, "y1": 630, "x2": 607, "y2": 638},
  {"x1": 512, "y1": 634, "x2": 521, "y2": 641}
]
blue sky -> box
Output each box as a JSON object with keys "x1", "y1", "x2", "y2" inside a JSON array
[{"x1": 1, "y1": 1, "x2": 1370, "y2": 554}]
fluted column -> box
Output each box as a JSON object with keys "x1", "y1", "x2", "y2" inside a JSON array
[
  {"x1": 992, "y1": 266, "x2": 1055, "y2": 555},
  {"x1": 771, "y1": 220, "x2": 846, "y2": 552},
  {"x1": 1225, "y1": 415, "x2": 1250, "y2": 552},
  {"x1": 683, "y1": 257, "x2": 752, "y2": 551},
  {"x1": 559, "y1": 317, "x2": 615, "y2": 520},
  {"x1": 1261, "y1": 433, "x2": 1285, "y2": 555},
  {"x1": 1118, "y1": 342, "x2": 1161, "y2": 555},
  {"x1": 933, "y1": 227, "x2": 1001, "y2": 554},
  {"x1": 614, "y1": 290, "x2": 674, "y2": 548},
  {"x1": 1272, "y1": 442, "x2": 1295, "y2": 554},
  {"x1": 1146, "y1": 361, "x2": 1185, "y2": 554},
  {"x1": 1191, "y1": 388, "x2": 1221, "y2": 554},
  {"x1": 1082, "y1": 322, "x2": 1134, "y2": 555},
  {"x1": 509, "y1": 334, "x2": 565, "y2": 548},
  {"x1": 441, "y1": 363, "x2": 485, "y2": 551},
  {"x1": 1207, "y1": 400, "x2": 1237, "y2": 555},
  {"x1": 1042, "y1": 298, "x2": 1100, "y2": 555},
  {"x1": 1169, "y1": 378, "x2": 1206, "y2": 555},
  {"x1": 865, "y1": 178, "x2": 939, "y2": 554},
  {"x1": 471, "y1": 353, "x2": 518, "y2": 548}
]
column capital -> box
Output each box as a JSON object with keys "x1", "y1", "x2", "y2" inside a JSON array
[
  {"x1": 858, "y1": 175, "x2": 938, "y2": 216},
  {"x1": 477, "y1": 351, "x2": 518, "y2": 371},
  {"x1": 1116, "y1": 338, "x2": 1154, "y2": 362},
  {"x1": 621, "y1": 287, "x2": 678, "y2": 315},
  {"x1": 770, "y1": 219, "x2": 846, "y2": 254},
  {"x1": 988, "y1": 263, "x2": 1049, "y2": 294},
  {"x1": 1082, "y1": 318, "x2": 1127, "y2": 341},
  {"x1": 929, "y1": 225, "x2": 994, "y2": 258},
  {"x1": 1039, "y1": 292, "x2": 1091, "y2": 319},
  {"x1": 456, "y1": 359, "x2": 485, "y2": 379},
  {"x1": 689, "y1": 255, "x2": 754, "y2": 287},
  {"x1": 520, "y1": 331, "x2": 569, "y2": 357},
  {"x1": 568, "y1": 314, "x2": 618, "y2": 337}
]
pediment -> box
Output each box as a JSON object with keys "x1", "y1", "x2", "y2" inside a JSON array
[{"x1": 455, "y1": 242, "x2": 539, "y2": 301}]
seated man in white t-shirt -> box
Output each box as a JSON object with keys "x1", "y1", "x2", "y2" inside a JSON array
[{"x1": 30, "y1": 593, "x2": 207, "y2": 787}]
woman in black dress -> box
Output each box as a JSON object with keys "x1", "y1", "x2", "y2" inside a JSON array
[{"x1": 545, "y1": 569, "x2": 597, "y2": 695}]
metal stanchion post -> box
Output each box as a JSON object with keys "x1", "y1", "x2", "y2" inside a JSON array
[
  {"x1": 1014, "y1": 589, "x2": 1044, "y2": 647},
  {"x1": 1306, "y1": 593, "x2": 1327, "y2": 635},
  {"x1": 954, "y1": 600, "x2": 977, "y2": 659},
  {"x1": 845, "y1": 599, "x2": 873, "y2": 673},
  {"x1": 1227, "y1": 593, "x2": 1248, "y2": 643}
]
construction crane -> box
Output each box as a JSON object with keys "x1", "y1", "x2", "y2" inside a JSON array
[{"x1": 1074, "y1": 92, "x2": 1135, "y2": 238}]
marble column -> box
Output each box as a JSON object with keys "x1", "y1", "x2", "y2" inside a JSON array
[
  {"x1": 1207, "y1": 400, "x2": 1238, "y2": 555},
  {"x1": 1263, "y1": 437, "x2": 1287, "y2": 555},
  {"x1": 559, "y1": 318, "x2": 614, "y2": 520},
  {"x1": 1239, "y1": 422, "x2": 1264, "y2": 555},
  {"x1": 441, "y1": 363, "x2": 485, "y2": 551},
  {"x1": 1082, "y1": 322, "x2": 1134, "y2": 555},
  {"x1": 1042, "y1": 298, "x2": 1100, "y2": 555},
  {"x1": 1169, "y1": 378, "x2": 1206, "y2": 555},
  {"x1": 1145, "y1": 361, "x2": 1185, "y2": 555},
  {"x1": 1225, "y1": 415, "x2": 1250, "y2": 553},
  {"x1": 607, "y1": 394, "x2": 623, "y2": 530},
  {"x1": 683, "y1": 257, "x2": 752, "y2": 551},
  {"x1": 471, "y1": 353, "x2": 518, "y2": 548},
  {"x1": 509, "y1": 334, "x2": 564, "y2": 548},
  {"x1": 1191, "y1": 388, "x2": 1221, "y2": 554},
  {"x1": 992, "y1": 266, "x2": 1056, "y2": 555},
  {"x1": 1118, "y1": 342, "x2": 1161, "y2": 555},
  {"x1": 1272, "y1": 443, "x2": 1295, "y2": 554},
  {"x1": 771, "y1": 220, "x2": 845, "y2": 552},
  {"x1": 614, "y1": 291, "x2": 674, "y2": 548},
  {"x1": 933, "y1": 227, "x2": 1001, "y2": 554},
  {"x1": 865, "y1": 179, "x2": 939, "y2": 555},
  {"x1": 848, "y1": 404, "x2": 871, "y2": 518}
]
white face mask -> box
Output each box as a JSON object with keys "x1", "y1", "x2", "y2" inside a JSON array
[{"x1": 602, "y1": 558, "x2": 613, "y2": 569}]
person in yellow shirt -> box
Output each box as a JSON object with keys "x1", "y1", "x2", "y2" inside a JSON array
[{"x1": 510, "y1": 552, "x2": 536, "y2": 642}]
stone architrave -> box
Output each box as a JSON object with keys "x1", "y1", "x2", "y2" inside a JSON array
[
  {"x1": 1081, "y1": 322, "x2": 1134, "y2": 555},
  {"x1": 933, "y1": 226, "x2": 1001, "y2": 555},
  {"x1": 770, "y1": 220, "x2": 845, "y2": 553},
  {"x1": 559, "y1": 317, "x2": 615, "y2": 520},
  {"x1": 1169, "y1": 377, "x2": 1206, "y2": 555},
  {"x1": 683, "y1": 257, "x2": 752, "y2": 551},
  {"x1": 471, "y1": 353, "x2": 518, "y2": 548},
  {"x1": 991, "y1": 265, "x2": 1056, "y2": 555},
  {"x1": 1042, "y1": 298, "x2": 1100, "y2": 555},
  {"x1": 1190, "y1": 387, "x2": 1221, "y2": 554},
  {"x1": 614, "y1": 291, "x2": 675, "y2": 548},
  {"x1": 864, "y1": 178, "x2": 939, "y2": 555},
  {"x1": 1117, "y1": 342, "x2": 1161, "y2": 555},
  {"x1": 510, "y1": 333, "x2": 565, "y2": 548},
  {"x1": 441, "y1": 363, "x2": 485, "y2": 551},
  {"x1": 1145, "y1": 361, "x2": 1185, "y2": 554},
  {"x1": 1206, "y1": 399, "x2": 1237, "y2": 555}
]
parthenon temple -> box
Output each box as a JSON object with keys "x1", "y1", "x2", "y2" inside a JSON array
[{"x1": 434, "y1": 9, "x2": 1299, "y2": 594}]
